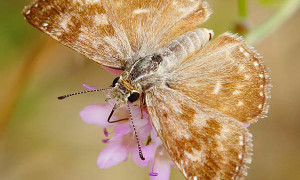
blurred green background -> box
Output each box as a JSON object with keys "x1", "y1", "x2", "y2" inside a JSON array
[{"x1": 0, "y1": 0, "x2": 299, "y2": 179}]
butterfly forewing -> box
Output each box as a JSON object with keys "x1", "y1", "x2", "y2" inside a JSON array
[
  {"x1": 168, "y1": 32, "x2": 271, "y2": 124},
  {"x1": 22, "y1": 0, "x2": 211, "y2": 69},
  {"x1": 23, "y1": 0, "x2": 132, "y2": 69},
  {"x1": 146, "y1": 88, "x2": 253, "y2": 179},
  {"x1": 111, "y1": 0, "x2": 211, "y2": 57}
]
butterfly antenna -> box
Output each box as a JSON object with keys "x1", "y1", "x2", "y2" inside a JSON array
[
  {"x1": 127, "y1": 103, "x2": 145, "y2": 161},
  {"x1": 57, "y1": 88, "x2": 111, "y2": 100}
]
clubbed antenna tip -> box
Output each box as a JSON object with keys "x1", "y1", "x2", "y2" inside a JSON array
[
  {"x1": 57, "y1": 95, "x2": 66, "y2": 100},
  {"x1": 57, "y1": 88, "x2": 111, "y2": 100}
]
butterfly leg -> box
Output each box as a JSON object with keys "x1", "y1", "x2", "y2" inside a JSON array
[
  {"x1": 107, "y1": 104, "x2": 128, "y2": 123},
  {"x1": 108, "y1": 118, "x2": 128, "y2": 123},
  {"x1": 140, "y1": 93, "x2": 146, "y2": 119}
]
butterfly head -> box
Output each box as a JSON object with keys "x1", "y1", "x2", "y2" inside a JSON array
[{"x1": 109, "y1": 76, "x2": 141, "y2": 109}]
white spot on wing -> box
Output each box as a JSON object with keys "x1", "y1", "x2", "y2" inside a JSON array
[
  {"x1": 86, "y1": 0, "x2": 101, "y2": 4},
  {"x1": 184, "y1": 148, "x2": 204, "y2": 163},
  {"x1": 184, "y1": 151, "x2": 195, "y2": 161},
  {"x1": 133, "y1": 8, "x2": 150, "y2": 14},
  {"x1": 233, "y1": 90, "x2": 240, "y2": 95},
  {"x1": 237, "y1": 84, "x2": 244, "y2": 89},
  {"x1": 244, "y1": 74, "x2": 250, "y2": 80},
  {"x1": 213, "y1": 81, "x2": 222, "y2": 94},
  {"x1": 236, "y1": 166, "x2": 239, "y2": 171},
  {"x1": 238, "y1": 64, "x2": 245, "y2": 72},
  {"x1": 259, "y1": 91, "x2": 263, "y2": 96},
  {"x1": 245, "y1": 157, "x2": 252, "y2": 164},
  {"x1": 94, "y1": 13, "x2": 109, "y2": 26},
  {"x1": 60, "y1": 15, "x2": 72, "y2": 31},
  {"x1": 183, "y1": 133, "x2": 191, "y2": 139},
  {"x1": 239, "y1": 139, "x2": 244, "y2": 145},
  {"x1": 237, "y1": 101, "x2": 243, "y2": 106},
  {"x1": 238, "y1": 154, "x2": 243, "y2": 159}
]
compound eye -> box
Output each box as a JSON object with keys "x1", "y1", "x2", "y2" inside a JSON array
[
  {"x1": 112, "y1": 77, "x2": 120, "y2": 87},
  {"x1": 128, "y1": 92, "x2": 140, "y2": 102}
]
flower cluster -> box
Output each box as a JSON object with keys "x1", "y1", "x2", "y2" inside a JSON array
[
  {"x1": 80, "y1": 102, "x2": 173, "y2": 179},
  {"x1": 79, "y1": 68, "x2": 250, "y2": 179},
  {"x1": 79, "y1": 68, "x2": 173, "y2": 179}
]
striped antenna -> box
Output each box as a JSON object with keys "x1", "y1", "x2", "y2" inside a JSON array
[
  {"x1": 57, "y1": 88, "x2": 110, "y2": 100},
  {"x1": 127, "y1": 103, "x2": 145, "y2": 161}
]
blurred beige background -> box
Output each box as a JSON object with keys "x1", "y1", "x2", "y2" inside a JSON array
[{"x1": 0, "y1": 0, "x2": 299, "y2": 179}]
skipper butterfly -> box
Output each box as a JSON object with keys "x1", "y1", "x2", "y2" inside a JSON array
[{"x1": 23, "y1": 0, "x2": 271, "y2": 179}]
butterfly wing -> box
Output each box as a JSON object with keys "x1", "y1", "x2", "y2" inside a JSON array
[
  {"x1": 23, "y1": 0, "x2": 133, "y2": 69},
  {"x1": 145, "y1": 87, "x2": 253, "y2": 179},
  {"x1": 112, "y1": 0, "x2": 212, "y2": 58},
  {"x1": 22, "y1": 0, "x2": 211, "y2": 69},
  {"x1": 145, "y1": 33, "x2": 270, "y2": 179},
  {"x1": 163, "y1": 32, "x2": 271, "y2": 124}
]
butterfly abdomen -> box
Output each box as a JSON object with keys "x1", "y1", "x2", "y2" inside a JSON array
[
  {"x1": 129, "y1": 28, "x2": 214, "y2": 90},
  {"x1": 160, "y1": 28, "x2": 214, "y2": 65}
]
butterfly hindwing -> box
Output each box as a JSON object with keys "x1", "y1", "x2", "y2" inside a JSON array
[
  {"x1": 146, "y1": 87, "x2": 253, "y2": 179},
  {"x1": 165, "y1": 32, "x2": 271, "y2": 124}
]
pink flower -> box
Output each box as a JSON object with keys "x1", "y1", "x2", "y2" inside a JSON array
[
  {"x1": 79, "y1": 82, "x2": 252, "y2": 179},
  {"x1": 102, "y1": 66, "x2": 123, "y2": 75},
  {"x1": 80, "y1": 84, "x2": 173, "y2": 179},
  {"x1": 149, "y1": 128, "x2": 174, "y2": 180}
]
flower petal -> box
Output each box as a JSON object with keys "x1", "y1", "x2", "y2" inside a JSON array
[
  {"x1": 114, "y1": 123, "x2": 131, "y2": 135},
  {"x1": 149, "y1": 157, "x2": 171, "y2": 180},
  {"x1": 137, "y1": 121, "x2": 152, "y2": 142},
  {"x1": 132, "y1": 144, "x2": 156, "y2": 167},
  {"x1": 150, "y1": 128, "x2": 163, "y2": 145},
  {"x1": 82, "y1": 84, "x2": 96, "y2": 90},
  {"x1": 97, "y1": 140, "x2": 129, "y2": 169},
  {"x1": 128, "y1": 104, "x2": 149, "y2": 127},
  {"x1": 243, "y1": 123, "x2": 250, "y2": 128},
  {"x1": 102, "y1": 139, "x2": 110, "y2": 143},
  {"x1": 80, "y1": 104, "x2": 116, "y2": 127},
  {"x1": 102, "y1": 66, "x2": 123, "y2": 75}
]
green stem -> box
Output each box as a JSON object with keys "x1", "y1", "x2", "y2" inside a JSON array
[
  {"x1": 245, "y1": 0, "x2": 300, "y2": 45},
  {"x1": 238, "y1": 0, "x2": 247, "y2": 20}
]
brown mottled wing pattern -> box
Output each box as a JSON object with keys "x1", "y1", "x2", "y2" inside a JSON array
[
  {"x1": 22, "y1": 0, "x2": 132, "y2": 69},
  {"x1": 146, "y1": 87, "x2": 253, "y2": 179},
  {"x1": 168, "y1": 33, "x2": 271, "y2": 124},
  {"x1": 22, "y1": 0, "x2": 211, "y2": 69},
  {"x1": 112, "y1": 0, "x2": 211, "y2": 57}
]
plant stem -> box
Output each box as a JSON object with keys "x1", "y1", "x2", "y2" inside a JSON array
[
  {"x1": 238, "y1": 0, "x2": 247, "y2": 20},
  {"x1": 245, "y1": 0, "x2": 300, "y2": 45}
]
